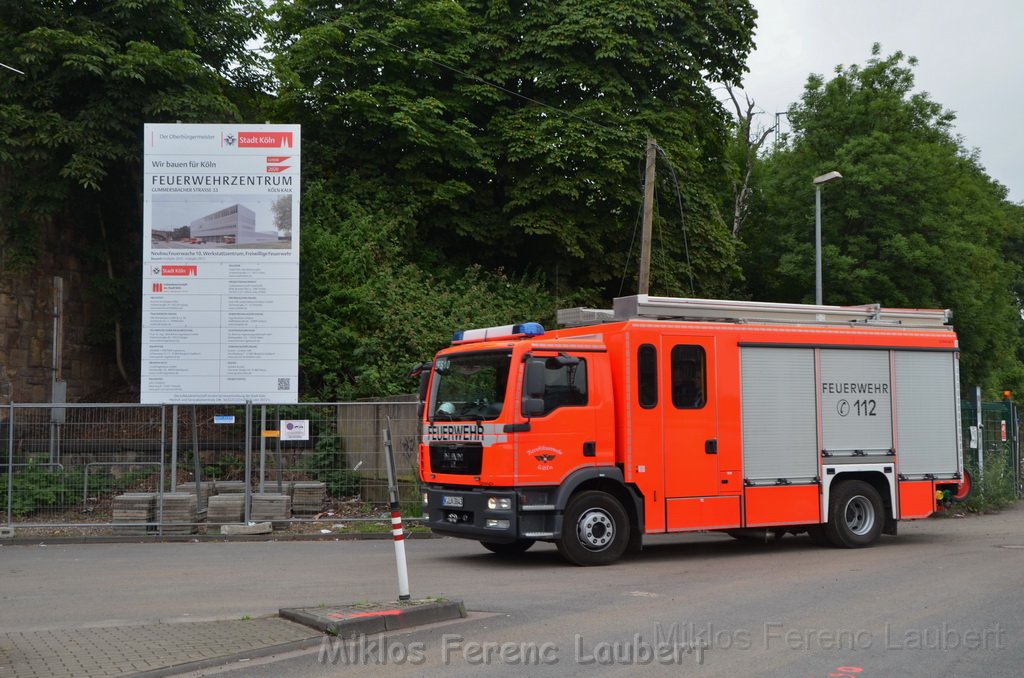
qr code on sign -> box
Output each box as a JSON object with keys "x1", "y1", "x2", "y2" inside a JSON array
[{"x1": 278, "y1": 378, "x2": 290, "y2": 391}]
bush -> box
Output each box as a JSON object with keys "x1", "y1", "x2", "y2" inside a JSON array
[
  {"x1": 1, "y1": 457, "x2": 155, "y2": 517},
  {"x1": 302, "y1": 433, "x2": 360, "y2": 498},
  {"x1": 962, "y1": 448, "x2": 1018, "y2": 512}
]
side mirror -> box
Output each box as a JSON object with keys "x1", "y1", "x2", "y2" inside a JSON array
[
  {"x1": 524, "y1": 360, "x2": 546, "y2": 398},
  {"x1": 408, "y1": 362, "x2": 432, "y2": 419},
  {"x1": 522, "y1": 397, "x2": 545, "y2": 417},
  {"x1": 522, "y1": 360, "x2": 546, "y2": 417},
  {"x1": 417, "y1": 370, "x2": 430, "y2": 419}
]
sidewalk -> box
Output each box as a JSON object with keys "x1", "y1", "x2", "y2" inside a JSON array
[
  {"x1": 0, "y1": 617, "x2": 323, "y2": 677},
  {"x1": 0, "y1": 599, "x2": 466, "y2": 677}
]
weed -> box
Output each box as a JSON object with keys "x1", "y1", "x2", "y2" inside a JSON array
[{"x1": 962, "y1": 448, "x2": 1018, "y2": 512}]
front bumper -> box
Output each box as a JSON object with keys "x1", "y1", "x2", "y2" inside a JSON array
[{"x1": 422, "y1": 486, "x2": 521, "y2": 543}]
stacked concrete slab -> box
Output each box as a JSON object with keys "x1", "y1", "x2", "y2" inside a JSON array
[
  {"x1": 112, "y1": 493, "x2": 155, "y2": 535},
  {"x1": 292, "y1": 482, "x2": 326, "y2": 515},
  {"x1": 214, "y1": 481, "x2": 246, "y2": 494},
  {"x1": 207, "y1": 494, "x2": 245, "y2": 527},
  {"x1": 250, "y1": 493, "x2": 292, "y2": 529},
  {"x1": 177, "y1": 481, "x2": 215, "y2": 502},
  {"x1": 161, "y1": 493, "x2": 198, "y2": 534}
]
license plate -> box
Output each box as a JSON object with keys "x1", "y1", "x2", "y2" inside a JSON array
[{"x1": 441, "y1": 495, "x2": 464, "y2": 508}]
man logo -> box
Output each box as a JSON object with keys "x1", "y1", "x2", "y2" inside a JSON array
[{"x1": 224, "y1": 133, "x2": 236, "y2": 146}]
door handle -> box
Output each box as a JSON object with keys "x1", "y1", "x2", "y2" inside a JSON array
[{"x1": 705, "y1": 439, "x2": 718, "y2": 454}]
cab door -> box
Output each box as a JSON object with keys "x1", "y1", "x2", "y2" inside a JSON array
[
  {"x1": 662, "y1": 335, "x2": 720, "y2": 499},
  {"x1": 513, "y1": 351, "x2": 598, "y2": 485}
]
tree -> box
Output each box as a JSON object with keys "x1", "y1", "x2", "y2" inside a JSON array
[
  {"x1": 298, "y1": 182, "x2": 556, "y2": 398},
  {"x1": 741, "y1": 45, "x2": 1024, "y2": 393},
  {"x1": 270, "y1": 0, "x2": 756, "y2": 301},
  {"x1": 0, "y1": 0, "x2": 268, "y2": 384},
  {"x1": 271, "y1": 195, "x2": 292, "y2": 237}
]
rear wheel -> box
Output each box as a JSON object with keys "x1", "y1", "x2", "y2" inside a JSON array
[
  {"x1": 557, "y1": 491, "x2": 629, "y2": 566},
  {"x1": 480, "y1": 539, "x2": 535, "y2": 556},
  {"x1": 824, "y1": 480, "x2": 884, "y2": 548}
]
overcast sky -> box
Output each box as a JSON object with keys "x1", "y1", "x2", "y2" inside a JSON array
[{"x1": 738, "y1": 0, "x2": 1023, "y2": 204}]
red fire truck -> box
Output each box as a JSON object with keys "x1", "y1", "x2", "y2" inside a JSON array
[{"x1": 415, "y1": 295, "x2": 966, "y2": 565}]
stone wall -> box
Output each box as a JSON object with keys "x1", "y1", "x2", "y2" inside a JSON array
[{"x1": 0, "y1": 224, "x2": 122, "y2": 403}]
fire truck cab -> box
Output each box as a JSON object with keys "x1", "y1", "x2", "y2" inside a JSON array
[{"x1": 416, "y1": 295, "x2": 965, "y2": 566}]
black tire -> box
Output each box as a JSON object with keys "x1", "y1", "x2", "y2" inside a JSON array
[
  {"x1": 556, "y1": 491, "x2": 630, "y2": 566},
  {"x1": 824, "y1": 480, "x2": 884, "y2": 548},
  {"x1": 480, "y1": 539, "x2": 535, "y2": 556}
]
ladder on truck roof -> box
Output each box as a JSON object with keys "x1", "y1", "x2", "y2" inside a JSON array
[{"x1": 557, "y1": 295, "x2": 953, "y2": 329}]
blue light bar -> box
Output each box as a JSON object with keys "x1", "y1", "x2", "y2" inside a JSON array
[{"x1": 451, "y1": 322, "x2": 546, "y2": 343}]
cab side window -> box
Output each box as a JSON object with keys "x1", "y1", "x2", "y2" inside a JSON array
[
  {"x1": 529, "y1": 356, "x2": 588, "y2": 416},
  {"x1": 638, "y1": 344, "x2": 658, "y2": 409},
  {"x1": 671, "y1": 345, "x2": 706, "y2": 409}
]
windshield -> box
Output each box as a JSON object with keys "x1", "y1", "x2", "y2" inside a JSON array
[{"x1": 431, "y1": 351, "x2": 512, "y2": 421}]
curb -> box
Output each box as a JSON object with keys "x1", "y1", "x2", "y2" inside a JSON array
[
  {"x1": 280, "y1": 600, "x2": 467, "y2": 638},
  {"x1": 133, "y1": 634, "x2": 325, "y2": 678},
  {"x1": 0, "y1": 530, "x2": 441, "y2": 546}
]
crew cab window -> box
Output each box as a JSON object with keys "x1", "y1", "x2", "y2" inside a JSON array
[
  {"x1": 638, "y1": 344, "x2": 658, "y2": 409},
  {"x1": 527, "y1": 356, "x2": 588, "y2": 416},
  {"x1": 671, "y1": 345, "x2": 706, "y2": 409}
]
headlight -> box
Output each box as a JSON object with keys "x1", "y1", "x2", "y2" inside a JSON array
[
  {"x1": 487, "y1": 497, "x2": 512, "y2": 510},
  {"x1": 485, "y1": 519, "x2": 510, "y2": 529},
  {"x1": 422, "y1": 492, "x2": 429, "y2": 505}
]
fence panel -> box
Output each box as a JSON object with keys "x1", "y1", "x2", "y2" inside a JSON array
[
  {"x1": 3, "y1": 400, "x2": 421, "y2": 535},
  {"x1": 960, "y1": 398, "x2": 1021, "y2": 495},
  {"x1": 2, "y1": 404, "x2": 167, "y2": 527}
]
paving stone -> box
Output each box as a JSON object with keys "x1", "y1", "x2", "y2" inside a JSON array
[{"x1": 0, "y1": 618, "x2": 320, "y2": 677}]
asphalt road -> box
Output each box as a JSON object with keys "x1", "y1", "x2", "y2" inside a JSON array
[{"x1": 3, "y1": 505, "x2": 1023, "y2": 677}]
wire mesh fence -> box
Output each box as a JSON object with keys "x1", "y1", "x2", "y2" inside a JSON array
[
  {"x1": 2, "y1": 399, "x2": 421, "y2": 535},
  {"x1": 961, "y1": 398, "x2": 1021, "y2": 498},
  {"x1": 8, "y1": 396, "x2": 1016, "y2": 534}
]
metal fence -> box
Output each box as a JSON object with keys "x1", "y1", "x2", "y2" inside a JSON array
[
  {"x1": 961, "y1": 397, "x2": 1021, "y2": 495},
  {"x1": 6, "y1": 395, "x2": 1018, "y2": 534},
  {"x1": 2, "y1": 399, "x2": 420, "y2": 535}
]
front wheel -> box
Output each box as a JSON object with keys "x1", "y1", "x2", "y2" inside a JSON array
[
  {"x1": 824, "y1": 480, "x2": 884, "y2": 548},
  {"x1": 480, "y1": 539, "x2": 535, "y2": 556},
  {"x1": 556, "y1": 491, "x2": 629, "y2": 566}
]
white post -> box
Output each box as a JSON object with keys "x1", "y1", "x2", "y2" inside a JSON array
[
  {"x1": 976, "y1": 386, "x2": 984, "y2": 476},
  {"x1": 383, "y1": 418, "x2": 411, "y2": 600}
]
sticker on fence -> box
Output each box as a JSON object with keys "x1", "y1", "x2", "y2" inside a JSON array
[{"x1": 281, "y1": 420, "x2": 310, "y2": 441}]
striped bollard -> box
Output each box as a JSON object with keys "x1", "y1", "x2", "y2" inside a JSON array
[{"x1": 383, "y1": 419, "x2": 411, "y2": 600}]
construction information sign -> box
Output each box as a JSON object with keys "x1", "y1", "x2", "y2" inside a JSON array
[{"x1": 141, "y1": 123, "x2": 300, "y2": 404}]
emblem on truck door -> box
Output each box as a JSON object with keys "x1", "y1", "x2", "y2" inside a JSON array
[{"x1": 526, "y1": 446, "x2": 563, "y2": 471}]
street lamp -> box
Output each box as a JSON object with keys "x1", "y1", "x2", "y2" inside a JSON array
[{"x1": 813, "y1": 171, "x2": 843, "y2": 305}]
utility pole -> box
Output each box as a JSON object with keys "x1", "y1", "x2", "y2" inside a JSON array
[{"x1": 638, "y1": 137, "x2": 656, "y2": 295}]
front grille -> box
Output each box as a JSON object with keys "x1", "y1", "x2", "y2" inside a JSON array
[{"x1": 429, "y1": 443, "x2": 483, "y2": 475}]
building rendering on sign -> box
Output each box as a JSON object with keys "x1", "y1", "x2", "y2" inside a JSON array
[{"x1": 189, "y1": 204, "x2": 279, "y2": 244}]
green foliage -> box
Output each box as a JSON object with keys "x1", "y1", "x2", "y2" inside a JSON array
[
  {"x1": 302, "y1": 432, "x2": 360, "y2": 498},
  {"x1": 2, "y1": 458, "x2": 153, "y2": 517},
  {"x1": 741, "y1": 45, "x2": 1024, "y2": 395},
  {"x1": 202, "y1": 455, "x2": 243, "y2": 481},
  {"x1": 2, "y1": 459, "x2": 62, "y2": 517},
  {"x1": 272, "y1": 0, "x2": 756, "y2": 306},
  {"x1": 0, "y1": 0, "x2": 269, "y2": 364},
  {"x1": 962, "y1": 450, "x2": 1018, "y2": 513},
  {"x1": 299, "y1": 183, "x2": 558, "y2": 398}
]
